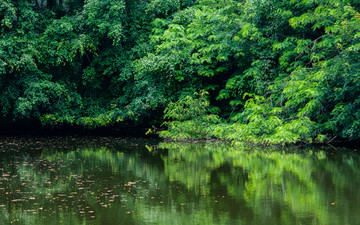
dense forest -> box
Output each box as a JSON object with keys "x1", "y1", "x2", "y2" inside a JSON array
[{"x1": 1, "y1": 0, "x2": 360, "y2": 144}]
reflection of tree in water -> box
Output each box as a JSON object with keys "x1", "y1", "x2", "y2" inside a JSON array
[
  {"x1": 159, "y1": 142, "x2": 360, "y2": 225},
  {"x1": 0, "y1": 139, "x2": 360, "y2": 225},
  {"x1": 0, "y1": 144, "x2": 164, "y2": 225}
]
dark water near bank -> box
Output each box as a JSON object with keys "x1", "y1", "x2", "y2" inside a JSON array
[{"x1": 0, "y1": 137, "x2": 359, "y2": 225}]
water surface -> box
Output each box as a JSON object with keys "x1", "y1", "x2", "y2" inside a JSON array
[{"x1": 0, "y1": 137, "x2": 359, "y2": 225}]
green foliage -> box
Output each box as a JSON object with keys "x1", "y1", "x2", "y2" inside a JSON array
[
  {"x1": 0, "y1": 0, "x2": 181, "y2": 128},
  {"x1": 159, "y1": 90, "x2": 220, "y2": 140},
  {"x1": 0, "y1": 0, "x2": 360, "y2": 143},
  {"x1": 160, "y1": 0, "x2": 360, "y2": 144}
]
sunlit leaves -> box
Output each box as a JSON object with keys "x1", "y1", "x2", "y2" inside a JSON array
[
  {"x1": 0, "y1": 0, "x2": 16, "y2": 30},
  {"x1": 160, "y1": 90, "x2": 220, "y2": 140},
  {"x1": 0, "y1": 0, "x2": 360, "y2": 142}
]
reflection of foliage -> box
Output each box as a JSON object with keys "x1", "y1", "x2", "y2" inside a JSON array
[
  {"x1": 0, "y1": 144, "x2": 164, "y2": 225},
  {"x1": 159, "y1": 142, "x2": 360, "y2": 225},
  {"x1": 0, "y1": 138, "x2": 360, "y2": 225},
  {"x1": 159, "y1": 142, "x2": 234, "y2": 195},
  {"x1": 42, "y1": 147, "x2": 125, "y2": 174}
]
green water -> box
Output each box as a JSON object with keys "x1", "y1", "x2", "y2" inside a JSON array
[{"x1": 0, "y1": 137, "x2": 359, "y2": 225}]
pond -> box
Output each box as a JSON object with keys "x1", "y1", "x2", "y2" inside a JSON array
[{"x1": 0, "y1": 137, "x2": 359, "y2": 225}]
